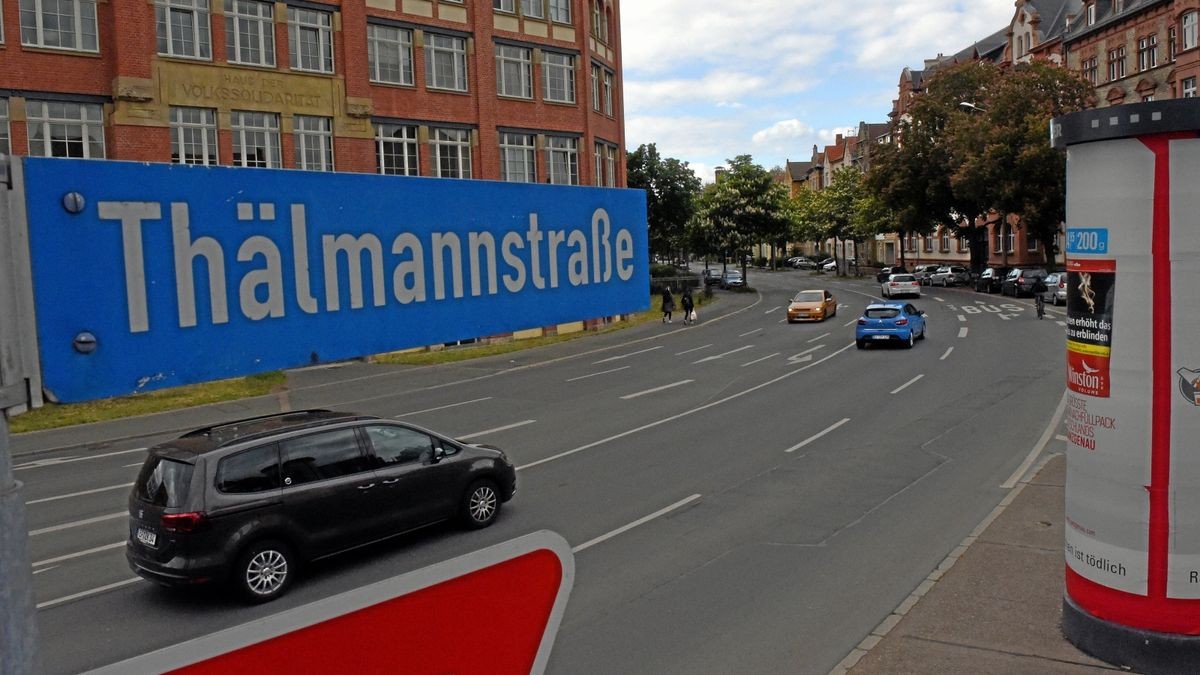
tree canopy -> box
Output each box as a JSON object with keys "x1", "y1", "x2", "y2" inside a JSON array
[{"x1": 626, "y1": 144, "x2": 703, "y2": 259}]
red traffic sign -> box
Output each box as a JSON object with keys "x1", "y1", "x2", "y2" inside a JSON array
[{"x1": 88, "y1": 531, "x2": 574, "y2": 674}]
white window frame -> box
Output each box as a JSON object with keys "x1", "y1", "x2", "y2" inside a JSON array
[
  {"x1": 0, "y1": 99, "x2": 10, "y2": 157},
  {"x1": 169, "y1": 106, "x2": 218, "y2": 165},
  {"x1": 156, "y1": 0, "x2": 211, "y2": 60},
  {"x1": 225, "y1": 0, "x2": 275, "y2": 67},
  {"x1": 1006, "y1": 228, "x2": 1016, "y2": 253},
  {"x1": 26, "y1": 100, "x2": 105, "y2": 158},
  {"x1": 230, "y1": 110, "x2": 281, "y2": 168},
  {"x1": 499, "y1": 132, "x2": 536, "y2": 183},
  {"x1": 548, "y1": 0, "x2": 570, "y2": 24},
  {"x1": 521, "y1": 0, "x2": 543, "y2": 19},
  {"x1": 940, "y1": 230, "x2": 950, "y2": 252},
  {"x1": 431, "y1": 127, "x2": 472, "y2": 179},
  {"x1": 542, "y1": 51, "x2": 576, "y2": 104},
  {"x1": 1170, "y1": 27, "x2": 1177, "y2": 61},
  {"x1": 288, "y1": 6, "x2": 333, "y2": 74},
  {"x1": 496, "y1": 44, "x2": 532, "y2": 99},
  {"x1": 1185, "y1": 12, "x2": 1198, "y2": 51},
  {"x1": 605, "y1": 145, "x2": 616, "y2": 187},
  {"x1": 375, "y1": 123, "x2": 419, "y2": 176},
  {"x1": 19, "y1": 0, "x2": 98, "y2": 51},
  {"x1": 368, "y1": 24, "x2": 414, "y2": 86},
  {"x1": 603, "y1": 70, "x2": 613, "y2": 115},
  {"x1": 294, "y1": 115, "x2": 334, "y2": 171},
  {"x1": 546, "y1": 135, "x2": 578, "y2": 185},
  {"x1": 1086, "y1": 3, "x2": 1095, "y2": 25},
  {"x1": 593, "y1": 142, "x2": 603, "y2": 186},
  {"x1": 590, "y1": 64, "x2": 601, "y2": 111},
  {"x1": 1184, "y1": 77, "x2": 1197, "y2": 98},
  {"x1": 493, "y1": 0, "x2": 514, "y2": 13},
  {"x1": 425, "y1": 33, "x2": 468, "y2": 92}
]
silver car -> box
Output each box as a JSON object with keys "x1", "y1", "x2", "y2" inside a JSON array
[
  {"x1": 882, "y1": 274, "x2": 921, "y2": 298},
  {"x1": 1040, "y1": 272, "x2": 1067, "y2": 306},
  {"x1": 929, "y1": 266, "x2": 970, "y2": 287}
]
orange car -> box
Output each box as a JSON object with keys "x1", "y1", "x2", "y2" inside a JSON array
[{"x1": 787, "y1": 290, "x2": 837, "y2": 323}]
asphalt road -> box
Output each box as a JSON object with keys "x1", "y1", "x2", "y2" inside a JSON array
[{"x1": 15, "y1": 266, "x2": 1069, "y2": 674}]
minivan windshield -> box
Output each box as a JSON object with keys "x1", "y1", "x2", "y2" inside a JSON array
[{"x1": 135, "y1": 456, "x2": 194, "y2": 507}]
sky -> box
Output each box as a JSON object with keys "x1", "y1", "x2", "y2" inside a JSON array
[{"x1": 620, "y1": 0, "x2": 1016, "y2": 183}]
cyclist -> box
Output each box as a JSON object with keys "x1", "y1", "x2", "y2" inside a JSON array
[{"x1": 1031, "y1": 275, "x2": 1048, "y2": 319}]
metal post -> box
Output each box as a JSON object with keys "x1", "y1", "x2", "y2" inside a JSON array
[{"x1": 0, "y1": 385, "x2": 35, "y2": 674}]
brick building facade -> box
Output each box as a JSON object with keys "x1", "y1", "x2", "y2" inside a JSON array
[{"x1": 0, "y1": 0, "x2": 625, "y2": 188}]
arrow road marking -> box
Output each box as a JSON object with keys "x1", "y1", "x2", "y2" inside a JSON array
[
  {"x1": 573, "y1": 494, "x2": 702, "y2": 553},
  {"x1": 694, "y1": 345, "x2": 754, "y2": 364},
  {"x1": 593, "y1": 346, "x2": 662, "y2": 365},
  {"x1": 890, "y1": 374, "x2": 924, "y2": 395},
  {"x1": 620, "y1": 380, "x2": 694, "y2": 400},
  {"x1": 786, "y1": 418, "x2": 851, "y2": 453}
]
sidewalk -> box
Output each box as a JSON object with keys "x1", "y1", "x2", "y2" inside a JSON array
[{"x1": 840, "y1": 450, "x2": 1124, "y2": 674}]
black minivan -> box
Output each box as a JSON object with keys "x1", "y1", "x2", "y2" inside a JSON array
[{"x1": 126, "y1": 410, "x2": 517, "y2": 602}]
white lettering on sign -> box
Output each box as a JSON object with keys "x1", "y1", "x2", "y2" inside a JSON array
[{"x1": 97, "y1": 203, "x2": 636, "y2": 333}]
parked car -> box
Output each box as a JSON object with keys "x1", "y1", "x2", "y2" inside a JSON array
[
  {"x1": 876, "y1": 265, "x2": 908, "y2": 283},
  {"x1": 792, "y1": 258, "x2": 817, "y2": 270},
  {"x1": 911, "y1": 264, "x2": 941, "y2": 285},
  {"x1": 720, "y1": 270, "x2": 745, "y2": 289},
  {"x1": 1041, "y1": 272, "x2": 1068, "y2": 306},
  {"x1": 929, "y1": 265, "x2": 970, "y2": 287},
  {"x1": 822, "y1": 260, "x2": 838, "y2": 272},
  {"x1": 855, "y1": 302, "x2": 927, "y2": 349},
  {"x1": 882, "y1": 273, "x2": 921, "y2": 298},
  {"x1": 975, "y1": 267, "x2": 1012, "y2": 293},
  {"x1": 126, "y1": 410, "x2": 517, "y2": 603},
  {"x1": 787, "y1": 289, "x2": 837, "y2": 323},
  {"x1": 1001, "y1": 268, "x2": 1050, "y2": 297},
  {"x1": 702, "y1": 268, "x2": 723, "y2": 286}
]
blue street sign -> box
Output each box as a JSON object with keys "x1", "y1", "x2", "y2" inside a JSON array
[
  {"x1": 20, "y1": 158, "x2": 649, "y2": 402},
  {"x1": 1066, "y1": 228, "x2": 1109, "y2": 255}
]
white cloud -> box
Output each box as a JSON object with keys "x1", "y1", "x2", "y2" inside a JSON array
[
  {"x1": 752, "y1": 119, "x2": 815, "y2": 146},
  {"x1": 624, "y1": 71, "x2": 770, "y2": 114}
]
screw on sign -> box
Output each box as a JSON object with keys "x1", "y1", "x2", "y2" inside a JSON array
[{"x1": 85, "y1": 531, "x2": 573, "y2": 675}]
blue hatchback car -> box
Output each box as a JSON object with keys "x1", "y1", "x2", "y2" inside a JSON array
[{"x1": 855, "y1": 302, "x2": 927, "y2": 349}]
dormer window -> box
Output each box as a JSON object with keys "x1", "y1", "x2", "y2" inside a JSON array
[
  {"x1": 1115, "y1": 0, "x2": 1124, "y2": 12},
  {"x1": 1087, "y1": 3, "x2": 1096, "y2": 25}
]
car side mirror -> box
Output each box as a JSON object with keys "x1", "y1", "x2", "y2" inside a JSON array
[{"x1": 433, "y1": 446, "x2": 446, "y2": 463}]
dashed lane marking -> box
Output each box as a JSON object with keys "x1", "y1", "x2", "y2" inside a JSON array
[
  {"x1": 593, "y1": 346, "x2": 662, "y2": 365},
  {"x1": 566, "y1": 366, "x2": 630, "y2": 382},
  {"x1": 694, "y1": 345, "x2": 755, "y2": 364},
  {"x1": 457, "y1": 420, "x2": 537, "y2": 440},
  {"x1": 675, "y1": 344, "x2": 712, "y2": 356},
  {"x1": 890, "y1": 374, "x2": 924, "y2": 395},
  {"x1": 958, "y1": 327, "x2": 969, "y2": 338},
  {"x1": 939, "y1": 347, "x2": 954, "y2": 361},
  {"x1": 807, "y1": 332, "x2": 830, "y2": 343},
  {"x1": 620, "y1": 380, "x2": 694, "y2": 400},
  {"x1": 785, "y1": 418, "x2": 851, "y2": 453},
  {"x1": 741, "y1": 353, "x2": 780, "y2": 367},
  {"x1": 739, "y1": 328, "x2": 763, "y2": 337},
  {"x1": 957, "y1": 315, "x2": 967, "y2": 322}
]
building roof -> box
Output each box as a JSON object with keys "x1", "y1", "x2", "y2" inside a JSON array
[
  {"x1": 1025, "y1": 0, "x2": 1083, "y2": 43},
  {"x1": 786, "y1": 161, "x2": 812, "y2": 181},
  {"x1": 860, "y1": 122, "x2": 890, "y2": 141},
  {"x1": 1063, "y1": 0, "x2": 1169, "y2": 43}
]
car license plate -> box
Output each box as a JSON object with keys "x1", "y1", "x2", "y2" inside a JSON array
[
  {"x1": 136, "y1": 527, "x2": 157, "y2": 547},
  {"x1": 872, "y1": 335, "x2": 890, "y2": 340}
]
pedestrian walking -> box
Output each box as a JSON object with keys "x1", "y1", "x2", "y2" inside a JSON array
[
  {"x1": 661, "y1": 286, "x2": 675, "y2": 323},
  {"x1": 680, "y1": 287, "x2": 695, "y2": 325}
]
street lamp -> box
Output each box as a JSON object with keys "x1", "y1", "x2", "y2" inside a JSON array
[{"x1": 959, "y1": 101, "x2": 987, "y2": 114}]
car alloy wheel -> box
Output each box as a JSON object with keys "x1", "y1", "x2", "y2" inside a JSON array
[
  {"x1": 906, "y1": 331, "x2": 915, "y2": 349},
  {"x1": 236, "y1": 540, "x2": 294, "y2": 603},
  {"x1": 462, "y1": 480, "x2": 500, "y2": 529}
]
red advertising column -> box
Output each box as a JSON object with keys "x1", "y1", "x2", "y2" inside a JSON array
[{"x1": 1052, "y1": 100, "x2": 1200, "y2": 670}]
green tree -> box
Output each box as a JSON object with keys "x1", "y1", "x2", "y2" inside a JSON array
[
  {"x1": 626, "y1": 144, "x2": 703, "y2": 261},
  {"x1": 695, "y1": 155, "x2": 791, "y2": 282},
  {"x1": 811, "y1": 167, "x2": 866, "y2": 273}
]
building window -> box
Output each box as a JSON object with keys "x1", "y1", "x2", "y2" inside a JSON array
[
  {"x1": 1138, "y1": 35, "x2": 1157, "y2": 71},
  {"x1": 590, "y1": 0, "x2": 608, "y2": 43},
  {"x1": 590, "y1": 64, "x2": 601, "y2": 110},
  {"x1": 432, "y1": 128, "x2": 471, "y2": 179},
  {"x1": 542, "y1": 52, "x2": 575, "y2": 103},
  {"x1": 993, "y1": 231, "x2": 1002, "y2": 253},
  {"x1": 923, "y1": 235, "x2": 934, "y2": 252},
  {"x1": 1086, "y1": 3, "x2": 1095, "y2": 26},
  {"x1": 19, "y1": 0, "x2": 98, "y2": 51},
  {"x1": 288, "y1": 6, "x2": 333, "y2": 73},
  {"x1": 225, "y1": 0, "x2": 275, "y2": 67},
  {"x1": 1170, "y1": 27, "x2": 1177, "y2": 61},
  {"x1": 603, "y1": 70, "x2": 614, "y2": 115},
  {"x1": 1184, "y1": 77, "x2": 1197, "y2": 98},
  {"x1": 295, "y1": 115, "x2": 333, "y2": 171},
  {"x1": 230, "y1": 111, "x2": 281, "y2": 168},
  {"x1": 549, "y1": 0, "x2": 570, "y2": 23},
  {"x1": 1006, "y1": 228, "x2": 1016, "y2": 253},
  {"x1": 496, "y1": 44, "x2": 532, "y2": 98},
  {"x1": 1185, "y1": 12, "x2": 1198, "y2": 51},
  {"x1": 1107, "y1": 46, "x2": 1125, "y2": 81},
  {"x1": 958, "y1": 235, "x2": 969, "y2": 252},
  {"x1": 27, "y1": 100, "x2": 104, "y2": 158},
  {"x1": 1027, "y1": 235, "x2": 1039, "y2": 253},
  {"x1": 1114, "y1": 0, "x2": 1124, "y2": 12},
  {"x1": 499, "y1": 132, "x2": 535, "y2": 183},
  {"x1": 425, "y1": 33, "x2": 468, "y2": 92},
  {"x1": 493, "y1": 0, "x2": 514, "y2": 12},
  {"x1": 0, "y1": 99, "x2": 9, "y2": 157},
  {"x1": 940, "y1": 229, "x2": 950, "y2": 252},
  {"x1": 1082, "y1": 57, "x2": 1097, "y2": 85},
  {"x1": 376, "y1": 123, "x2": 419, "y2": 176},
  {"x1": 605, "y1": 145, "x2": 617, "y2": 186},
  {"x1": 156, "y1": 0, "x2": 211, "y2": 59},
  {"x1": 169, "y1": 106, "x2": 217, "y2": 165},
  {"x1": 368, "y1": 24, "x2": 413, "y2": 86},
  {"x1": 521, "y1": 0, "x2": 543, "y2": 19},
  {"x1": 593, "y1": 142, "x2": 603, "y2": 186},
  {"x1": 546, "y1": 136, "x2": 578, "y2": 185}
]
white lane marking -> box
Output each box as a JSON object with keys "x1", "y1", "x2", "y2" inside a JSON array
[
  {"x1": 741, "y1": 353, "x2": 780, "y2": 367},
  {"x1": 794, "y1": 345, "x2": 826, "y2": 358},
  {"x1": 37, "y1": 577, "x2": 142, "y2": 610},
  {"x1": 890, "y1": 374, "x2": 924, "y2": 395},
  {"x1": 778, "y1": 319, "x2": 787, "y2": 324},
  {"x1": 958, "y1": 327, "x2": 969, "y2": 338},
  {"x1": 675, "y1": 344, "x2": 712, "y2": 356},
  {"x1": 572, "y1": 494, "x2": 702, "y2": 553},
  {"x1": 785, "y1": 418, "x2": 851, "y2": 453},
  {"x1": 519, "y1": 342, "x2": 855, "y2": 472},
  {"x1": 27, "y1": 483, "x2": 133, "y2": 506},
  {"x1": 593, "y1": 346, "x2": 662, "y2": 365},
  {"x1": 807, "y1": 332, "x2": 830, "y2": 343},
  {"x1": 457, "y1": 420, "x2": 537, "y2": 440},
  {"x1": 1002, "y1": 391, "x2": 1069, "y2": 489},
  {"x1": 34, "y1": 542, "x2": 126, "y2": 568},
  {"x1": 394, "y1": 397, "x2": 492, "y2": 418},
  {"x1": 957, "y1": 315, "x2": 967, "y2": 323},
  {"x1": 765, "y1": 306, "x2": 781, "y2": 314},
  {"x1": 14, "y1": 447, "x2": 147, "y2": 471},
  {"x1": 694, "y1": 345, "x2": 754, "y2": 364},
  {"x1": 939, "y1": 347, "x2": 954, "y2": 361},
  {"x1": 32, "y1": 566, "x2": 58, "y2": 575},
  {"x1": 838, "y1": 304, "x2": 849, "y2": 309},
  {"x1": 934, "y1": 297, "x2": 945, "y2": 302},
  {"x1": 30, "y1": 512, "x2": 127, "y2": 537},
  {"x1": 739, "y1": 328, "x2": 763, "y2": 337},
  {"x1": 620, "y1": 380, "x2": 694, "y2": 400},
  {"x1": 565, "y1": 366, "x2": 630, "y2": 382},
  {"x1": 123, "y1": 462, "x2": 143, "y2": 468},
  {"x1": 1055, "y1": 434, "x2": 1068, "y2": 442},
  {"x1": 1057, "y1": 321, "x2": 1067, "y2": 327},
  {"x1": 843, "y1": 319, "x2": 857, "y2": 327}
]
